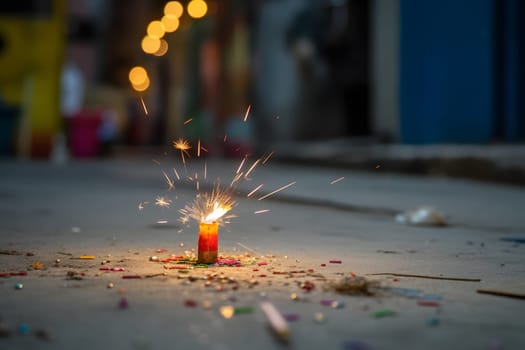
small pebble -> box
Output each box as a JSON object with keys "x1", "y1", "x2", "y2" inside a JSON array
[
  {"x1": 107, "y1": 282, "x2": 114, "y2": 289},
  {"x1": 55, "y1": 259, "x2": 61, "y2": 263},
  {"x1": 149, "y1": 256, "x2": 159, "y2": 262},
  {"x1": 179, "y1": 243, "x2": 184, "y2": 247},
  {"x1": 290, "y1": 293, "x2": 299, "y2": 301},
  {"x1": 15, "y1": 283, "x2": 23, "y2": 290}
]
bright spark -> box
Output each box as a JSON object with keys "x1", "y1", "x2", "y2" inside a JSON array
[
  {"x1": 231, "y1": 172, "x2": 244, "y2": 187},
  {"x1": 157, "y1": 220, "x2": 168, "y2": 224},
  {"x1": 140, "y1": 96, "x2": 148, "y2": 116},
  {"x1": 243, "y1": 104, "x2": 251, "y2": 122},
  {"x1": 173, "y1": 138, "x2": 191, "y2": 164},
  {"x1": 223, "y1": 134, "x2": 228, "y2": 143},
  {"x1": 163, "y1": 171, "x2": 175, "y2": 190},
  {"x1": 183, "y1": 118, "x2": 193, "y2": 125},
  {"x1": 152, "y1": 159, "x2": 161, "y2": 165},
  {"x1": 258, "y1": 181, "x2": 296, "y2": 201},
  {"x1": 155, "y1": 196, "x2": 172, "y2": 208},
  {"x1": 236, "y1": 156, "x2": 247, "y2": 174},
  {"x1": 247, "y1": 184, "x2": 263, "y2": 197},
  {"x1": 173, "y1": 168, "x2": 180, "y2": 180},
  {"x1": 254, "y1": 209, "x2": 270, "y2": 214},
  {"x1": 262, "y1": 151, "x2": 274, "y2": 164},
  {"x1": 245, "y1": 159, "x2": 260, "y2": 178},
  {"x1": 179, "y1": 182, "x2": 236, "y2": 225},
  {"x1": 236, "y1": 242, "x2": 256, "y2": 253},
  {"x1": 197, "y1": 139, "x2": 201, "y2": 157},
  {"x1": 138, "y1": 201, "x2": 149, "y2": 210},
  {"x1": 204, "y1": 161, "x2": 207, "y2": 180},
  {"x1": 330, "y1": 176, "x2": 345, "y2": 185}
]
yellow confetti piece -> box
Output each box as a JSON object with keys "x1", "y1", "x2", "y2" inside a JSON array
[
  {"x1": 32, "y1": 261, "x2": 44, "y2": 270},
  {"x1": 79, "y1": 255, "x2": 96, "y2": 260}
]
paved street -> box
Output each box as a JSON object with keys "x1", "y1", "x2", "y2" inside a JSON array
[{"x1": 0, "y1": 157, "x2": 524, "y2": 350}]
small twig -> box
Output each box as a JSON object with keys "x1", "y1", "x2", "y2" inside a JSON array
[
  {"x1": 367, "y1": 273, "x2": 481, "y2": 282},
  {"x1": 477, "y1": 289, "x2": 525, "y2": 300}
]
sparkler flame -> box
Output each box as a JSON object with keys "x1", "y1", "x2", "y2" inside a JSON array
[{"x1": 179, "y1": 182, "x2": 236, "y2": 225}]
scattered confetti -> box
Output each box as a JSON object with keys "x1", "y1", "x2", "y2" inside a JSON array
[
  {"x1": 234, "y1": 306, "x2": 255, "y2": 315},
  {"x1": 314, "y1": 312, "x2": 325, "y2": 323},
  {"x1": 417, "y1": 301, "x2": 440, "y2": 307},
  {"x1": 184, "y1": 300, "x2": 198, "y2": 308},
  {"x1": 119, "y1": 298, "x2": 129, "y2": 309},
  {"x1": 329, "y1": 260, "x2": 342, "y2": 264},
  {"x1": 284, "y1": 314, "x2": 299, "y2": 322},
  {"x1": 426, "y1": 317, "x2": 440, "y2": 327},
  {"x1": 373, "y1": 310, "x2": 396, "y2": 318},
  {"x1": 79, "y1": 256, "x2": 96, "y2": 260},
  {"x1": 18, "y1": 323, "x2": 30, "y2": 335}
]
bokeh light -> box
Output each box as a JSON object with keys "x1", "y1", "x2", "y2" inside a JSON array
[
  {"x1": 147, "y1": 20, "x2": 166, "y2": 39},
  {"x1": 141, "y1": 35, "x2": 161, "y2": 54},
  {"x1": 161, "y1": 14, "x2": 180, "y2": 33},
  {"x1": 153, "y1": 39, "x2": 169, "y2": 57},
  {"x1": 132, "y1": 76, "x2": 150, "y2": 92},
  {"x1": 128, "y1": 66, "x2": 148, "y2": 86},
  {"x1": 164, "y1": 1, "x2": 184, "y2": 18},
  {"x1": 187, "y1": 0, "x2": 207, "y2": 19}
]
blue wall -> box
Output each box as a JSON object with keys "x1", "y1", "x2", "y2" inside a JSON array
[{"x1": 400, "y1": 0, "x2": 494, "y2": 143}]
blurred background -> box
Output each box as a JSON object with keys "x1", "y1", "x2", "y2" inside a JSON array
[{"x1": 0, "y1": 0, "x2": 524, "y2": 181}]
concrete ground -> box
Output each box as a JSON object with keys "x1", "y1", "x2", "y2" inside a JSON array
[{"x1": 0, "y1": 156, "x2": 524, "y2": 350}]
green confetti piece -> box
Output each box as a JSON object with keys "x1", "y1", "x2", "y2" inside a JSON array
[
  {"x1": 178, "y1": 270, "x2": 190, "y2": 274},
  {"x1": 373, "y1": 310, "x2": 396, "y2": 318},
  {"x1": 234, "y1": 306, "x2": 255, "y2": 315}
]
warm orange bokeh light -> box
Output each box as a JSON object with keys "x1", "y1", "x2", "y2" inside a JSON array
[
  {"x1": 147, "y1": 20, "x2": 165, "y2": 39},
  {"x1": 187, "y1": 0, "x2": 207, "y2": 19},
  {"x1": 141, "y1": 35, "x2": 161, "y2": 54},
  {"x1": 128, "y1": 66, "x2": 148, "y2": 86},
  {"x1": 153, "y1": 39, "x2": 169, "y2": 57},
  {"x1": 161, "y1": 14, "x2": 180, "y2": 33},
  {"x1": 164, "y1": 1, "x2": 184, "y2": 18},
  {"x1": 132, "y1": 76, "x2": 150, "y2": 92}
]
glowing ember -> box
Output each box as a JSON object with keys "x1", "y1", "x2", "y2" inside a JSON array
[
  {"x1": 155, "y1": 196, "x2": 172, "y2": 208},
  {"x1": 330, "y1": 177, "x2": 344, "y2": 185},
  {"x1": 254, "y1": 209, "x2": 270, "y2": 214},
  {"x1": 140, "y1": 96, "x2": 148, "y2": 115},
  {"x1": 247, "y1": 184, "x2": 263, "y2": 197},
  {"x1": 173, "y1": 138, "x2": 191, "y2": 164},
  {"x1": 243, "y1": 104, "x2": 251, "y2": 122},
  {"x1": 262, "y1": 151, "x2": 274, "y2": 164},
  {"x1": 183, "y1": 118, "x2": 193, "y2": 125},
  {"x1": 162, "y1": 171, "x2": 175, "y2": 190},
  {"x1": 258, "y1": 181, "x2": 297, "y2": 201}
]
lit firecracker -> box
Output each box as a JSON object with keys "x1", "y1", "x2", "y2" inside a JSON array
[{"x1": 141, "y1": 114, "x2": 298, "y2": 265}]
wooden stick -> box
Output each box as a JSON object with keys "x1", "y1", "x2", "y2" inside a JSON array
[
  {"x1": 477, "y1": 289, "x2": 525, "y2": 300},
  {"x1": 367, "y1": 273, "x2": 481, "y2": 282}
]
